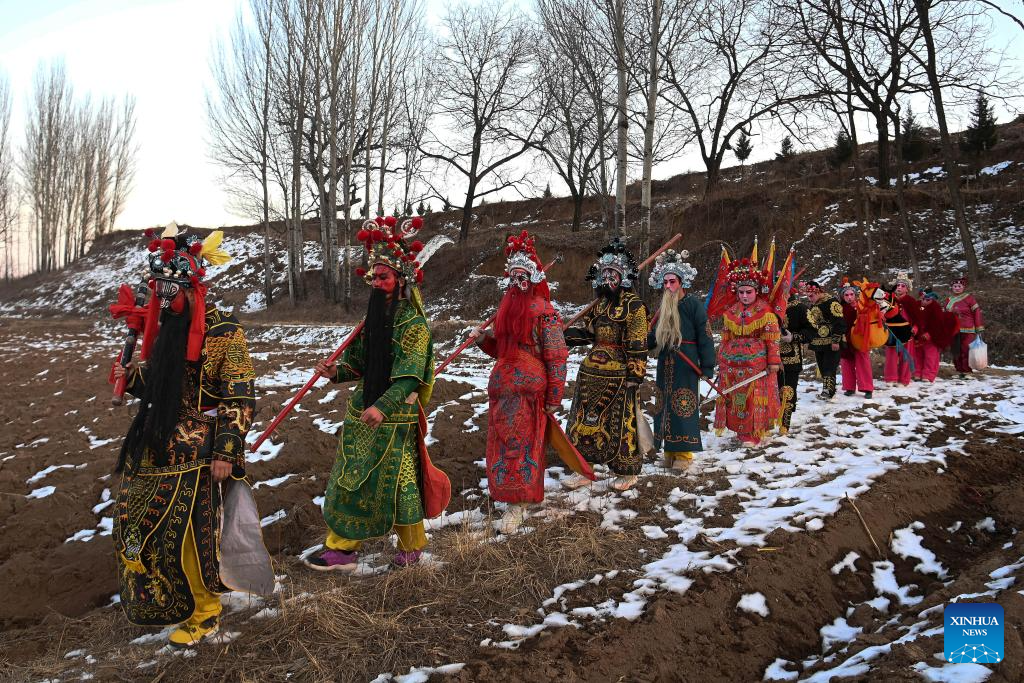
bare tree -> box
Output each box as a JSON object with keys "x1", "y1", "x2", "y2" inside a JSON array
[
  {"x1": 0, "y1": 74, "x2": 18, "y2": 281},
  {"x1": 663, "y1": 0, "x2": 819, "y2": 196},
  {"x1": 420, "y1": 1, "x2": 548, "y2": 242}
]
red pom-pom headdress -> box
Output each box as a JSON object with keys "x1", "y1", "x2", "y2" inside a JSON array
[
  {"x1": 500, "y1": 230, "x2": 546, "y2": 290},
  {"x1": 726, "y1": 258, "x2": 770, "y2": 293},
  {"x1": 357, "y1": 215, "x2": 425, "y2": 285}
]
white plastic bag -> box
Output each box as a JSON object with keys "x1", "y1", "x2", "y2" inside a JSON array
[{"x1": 968, "y1": 335, "x2": 988, "y2": 371}]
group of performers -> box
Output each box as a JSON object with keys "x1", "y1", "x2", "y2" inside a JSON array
[{"x1": 105, "y1": 222, "x2": 984, "y2": 647}]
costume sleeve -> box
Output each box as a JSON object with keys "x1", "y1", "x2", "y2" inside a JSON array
[
  {"x1": 477, "y1": 330, "x2": 498, "y2": 359},
  {"x1": 763, "y1": 313, "x2": 781, "y2": 366},
  {"x1": 828, "y1": 300, "x2": 847, "y2": 345},
  {"x1": 371, "y1": 376, "x2": 421, "y2": 418},
  {"x1": 625, "y1": 297, "x2": 649, "y2": 382},
  {"x1": 971, "y1": 296, "x2": 985, "y2": 332},
  {"x1": 124, "y1": 364, "x2": 147, "y2": 398},
  {"x1": 538, "y1": 308, "x2": 569, "y2": 407},
  {"x1": 372, "y1": 313, "x2": 431, "y2": 417},
  {"x1": 334, "y1": 328, "x2": 365, "y2": 383},
  {"x1": 209, "y1": 327, "x2": 256, "y2": 469},
  {"x1": 563, "y1": 304, "x2": 597, "y2": 347},
  {"x1": 693, "y1": 302, "x2": 716, "y2": 377}
]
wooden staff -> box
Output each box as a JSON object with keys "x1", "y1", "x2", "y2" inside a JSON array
[
  {"x1": 249, "y1": 321, "x2": 365, "y2": 453},
  {"x1": 562, "y1": 233, "x2": 682, "y2": 330},
  {"x1": 111, "y1": 281, "x2": 150, "y2": 406},
  {"x1": 434, "y1": 255, "x2": 561, "y2": 376}
]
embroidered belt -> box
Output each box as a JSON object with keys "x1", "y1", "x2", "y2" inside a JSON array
[{"x1": 137, "y1": 459, "x2": 212, "y2": 476}]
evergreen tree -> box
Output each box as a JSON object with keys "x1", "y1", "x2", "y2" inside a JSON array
[
  {"x1": 734, "y1": 129, "x2": 753, "y2": 165},
  {"x1": 393, "y1": 205, "x2": 401, "y2": 218},
  {"x1": 404, "y1": 202, "x2": 413, "y2": 216},
  {"x1": 828, "y1": 130, "x2": 854, "y2": 168},
  {"x1": 901, "y1": 107, "x2": 929, "y2": 163},
  {"x1": 416, "y1": 201, "x2": 425, "y2": 215},
  {"x1": 359, "y1": 203, "x2": 368, "y2": 217},
  {"x1": 775, "y1": 136, "x2": 795, "y2": 161},
  {"x1": 542, "y1": 182, "x2": 553, "y2": 199},
  {"x1": 960, "y1": 92, "x2": 998, "y2": 155},
  {"x1": 425, "y1": 202, "x2": 432, "y2": 215},
  {"x1": 442, "y1": 197, "x2": 450, "y2": 211}
]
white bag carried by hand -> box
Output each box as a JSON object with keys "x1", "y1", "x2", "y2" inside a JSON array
[{"x1": 968, "y1": 335, "x2": 988, "y2": 371}]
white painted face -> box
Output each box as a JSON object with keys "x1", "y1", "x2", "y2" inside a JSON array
[
  {"x1": 737, "y1": 285, "x2": 757, "y2": 305},
  {"x1": 509, "y1": 267, "x2": 531, "y2": 292},
  {"x1": 842, "y1": 289, "x2": 857, "y2": 304},
  {"x1": 895, "y1": 282, "x2": 910, "y2": 297},
  {"x1": 952, "y1": 281, "x2": 965, "y2": 294}
]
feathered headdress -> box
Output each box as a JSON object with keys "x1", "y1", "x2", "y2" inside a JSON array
[
  {"x1": 648, "y1": 249, "x2": 697, "y2": 289},
  {"x1": 355, "y1": 216, "x2": 426, "y2": 284},
  {"x1": 138, "y1": 222, "x2": 231, "y2": 362},
  {"x1": 586, "y1": 237, "x2": 639, "y2": 289},
  {"x1": 499, "y1": 230, "x2": 546, "y2": 290}
]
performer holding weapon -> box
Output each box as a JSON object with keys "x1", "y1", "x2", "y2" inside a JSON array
[{"x1": 108, "y1": 279, "x2": 152, "y2": 406}]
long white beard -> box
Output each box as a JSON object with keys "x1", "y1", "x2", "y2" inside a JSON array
[{"x1": 654, "y1": 290, "x2": 683, "y2": 353}]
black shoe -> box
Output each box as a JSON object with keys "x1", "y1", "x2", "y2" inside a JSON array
[
  {"x1": 863, "y1": 391, "x2": 873, "y2": 399},
  {"x1": 844, "y1": 390, "x2": 855, "y2": 396}
]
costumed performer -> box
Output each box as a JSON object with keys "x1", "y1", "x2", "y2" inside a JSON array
[
  {"x1": 563, "y1": 238, "x2": 650, "y2": 492},
  {"x1": 712, "y1": 258, "x2": 782, "y2": 447},
  {"x1": 305, "y1": 216, "x2": 449, "y2": 571},
  {"x1": 839, "y1": 279, "x2": 874, "y2": 398},
  {"x1": 646, "y1": 249, "x2": 715, "y2": 467},
  {"x1": 469, "y1": 231, "x2": 593, "y2": 533},
  {"x1": 111, "y1": 224, "x2": 268, "y2": 648},
  {"x1": 944, "y1": 275, "x2": 984, "y2": 378}
]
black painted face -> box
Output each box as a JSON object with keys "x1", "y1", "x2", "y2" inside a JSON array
[{"x1": 154, "y1": 278, "x2": 185, "y2": 311}]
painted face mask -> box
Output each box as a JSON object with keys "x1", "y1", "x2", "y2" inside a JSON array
[
  {"x1": 153, "y1": 277, "x2": 186, "y2": 312},
  {"x1": 371, "y1": 265, "x2": 399, "y2": 294},
  {"x1": 509, "y1": 269, "x2": 531, "y2": 292},
  {"x1": 600, "y1": 268, "x2": 622, "y2": 290}
]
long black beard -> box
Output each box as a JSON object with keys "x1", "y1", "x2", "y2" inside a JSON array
[
  {"x1": 116, "y1": 300, "x2": 192, "y2": 473},
  {"x1": 363, "y1": 288, "x2": 398, "y2": 408},
  {"x1": 597, "y1": 284, "x2": 621, "y2": 305}
]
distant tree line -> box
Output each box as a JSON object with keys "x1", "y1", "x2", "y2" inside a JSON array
[
  {"x1": 203, "y1": 0, "x2": 1022, "y2": 306},
  {"x1": 0, "y1": 62, "x2": 138, "y2": 278}
]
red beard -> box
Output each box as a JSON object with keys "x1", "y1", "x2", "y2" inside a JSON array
[{"x1": 494, "y1": 286, "x2": 539, "y2": 358}]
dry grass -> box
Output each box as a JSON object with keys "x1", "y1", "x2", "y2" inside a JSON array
[{"x1": 1, "y1": 512, "x2": 651, "y2": 683}]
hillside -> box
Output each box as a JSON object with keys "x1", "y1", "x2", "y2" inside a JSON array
[
  {"x1": 3, "y1": 119, "x2": 1023, "y2": 363},
  {"x1": 2, "y1": 123, "x2": 1024, "y2": 682}
]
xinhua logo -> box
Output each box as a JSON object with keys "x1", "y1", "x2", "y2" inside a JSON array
[{"x1": 944, "y1": 603, "x2": 1004, "y2": 664}]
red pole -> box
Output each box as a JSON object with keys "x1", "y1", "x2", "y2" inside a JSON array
[
  {"x1": 249, "y1": 321, "x2": 364, "y2": 453},
  {"x1": 435, "y1": 255, "x2": 560, "y2": 376},
  {"x1": 673, "y1": 347, "x2": 725, "y2": 396}
]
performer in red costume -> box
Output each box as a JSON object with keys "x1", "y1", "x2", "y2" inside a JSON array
[
  {"x1": 882, "y1": 271, "x2": 916, "y2": 387},
  {"x1": 944, "y1": 275, "x2": 985, "y2": 378},
  {"x1": 712, "y1": 258, "x2": 782, "y2": 447},
  {"x1": 471, "y1": 232, "x2": 592, "y2": 533},
  {"x1": 912, "y1": 288, "x2": 960, "y2": 383}
]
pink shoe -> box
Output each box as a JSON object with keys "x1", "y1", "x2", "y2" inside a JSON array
[
  {"x1": 304, "y1": 549, "x2": 358, "y2": 572},
  {"x1": 392, "y1": 550, "x2": 423, "y2": 568}
]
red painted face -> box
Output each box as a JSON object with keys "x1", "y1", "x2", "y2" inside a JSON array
[
  {"x1": 663, "y1": 274, "x2": 682, "y2": 293},
  {"x1": 371, "y1": 264, "x2": 400, "y2": 294}
]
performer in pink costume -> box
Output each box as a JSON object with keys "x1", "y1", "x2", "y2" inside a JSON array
[
  {"x1": 839, "y1": 282, "x2": 874, "y2": 397},
  {"x1": 944, "y1": 275, "x2": 984, "y2": 378}
]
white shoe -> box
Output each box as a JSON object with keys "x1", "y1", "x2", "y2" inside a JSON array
[
  {"x1": 611, "y1": 475, "x2": 639, "y2": 491},
  {"x1": 499, "y1": 505, "x2": 526, "y2": 534},
  {"x1": 562, "y1": 473, "x2": 593, "y2": 490}
]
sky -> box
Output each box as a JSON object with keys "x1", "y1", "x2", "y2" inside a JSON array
[{"x1": 0, "y1": 0, "x2": 1021, "y2": 236}]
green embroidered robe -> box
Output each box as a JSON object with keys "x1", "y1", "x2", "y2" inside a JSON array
[{"x1": 322, "y1": 299, "x2": 434, "y2": 540}]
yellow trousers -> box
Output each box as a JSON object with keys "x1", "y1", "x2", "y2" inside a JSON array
[
  {"x1": 325, "y1": 522, "x2": 427, "y2": 552},
  {"x1": 181, "y1": 523, "x2": 222, "y2": 625}
]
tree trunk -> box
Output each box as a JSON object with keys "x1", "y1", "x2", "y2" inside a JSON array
[
  {"x1": 875, "y1": 111, "x2": 891, "y2": 188},
  {"x1": 846, "y1": 92, "x2": 873, "y2": 272},
  {"x1": 261, "y1": 4, "x2": 273, "y2": 308},
  {"x1": 913, "y1": 0, "x2": 979, "y2": 282},
  {"x1": 639, "y1": 0, "x2": 661, "y2": 297},
  {"x1": 571, "y1": 188, "x2": 583, "y2": 233},
  {"x1": 614, "y1": 0, "x2": 628, "y2": 237},
  {"x1": 891, "y1": 117, "x2": 920, "y2": 281}
]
